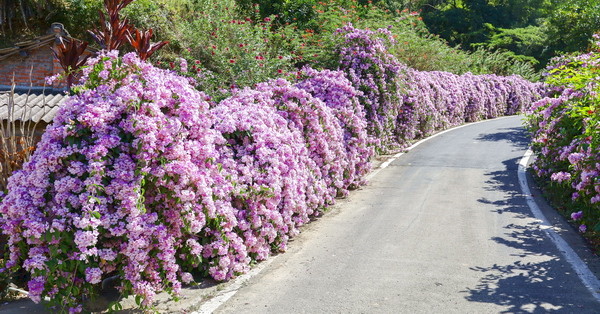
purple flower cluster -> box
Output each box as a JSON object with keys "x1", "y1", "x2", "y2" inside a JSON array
[
  {"x1": 210, "y1": 68, "x2": 373, "y2": 264},
  {"x1": 336, "y1": 24, "x2": 405, "y2": 153},
  {"x1": 255, "y1": 78, "x2": 348, "y2": 205},
  {"x1": 335, "y1": 24, "x2": 545, "y2": 152},
  {"x1": 0, "y1": 52, "x2": 243, "y2": 310},
  {"x1": 213, "y1": 88, "x2": 318, "y2": 259},
  {"x1": 296, "y1": 67, "x2": 373, "y2": 190},
  {"x1": 398, "y1": 70, "x2": 546, "y2": 142},
  {"x1": 527, "y1": 36, "x2": 600, "y2": 235}
]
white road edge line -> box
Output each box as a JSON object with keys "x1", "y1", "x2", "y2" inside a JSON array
[
  {"x1": 518, "y1": 148, "x2": 600, "y2": 301},
  {"x1": 193, "y1": 258, "x2": 276, "y2": 314},
  {"x1": 366, "y1": 116, "x2": 511, "y2": 181},
  {"x1": 194, "y1": 115, "x2": 514, "y2": 313}
]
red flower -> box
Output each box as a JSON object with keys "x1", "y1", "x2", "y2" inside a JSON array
[{"x1": 229, "y1": 59, "x2": 235, "y2": 63}]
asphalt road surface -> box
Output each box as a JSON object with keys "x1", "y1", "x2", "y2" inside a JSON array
[{"x1": 213, "y1": 116, "x2": 600, "y2": 313}]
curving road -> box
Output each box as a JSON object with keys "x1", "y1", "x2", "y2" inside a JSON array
[{"x1": 212, "y1": 116, "x2": 600, "y2": 313}]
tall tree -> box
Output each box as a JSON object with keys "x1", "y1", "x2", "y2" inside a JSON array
[{"x1": 546, "y1": 0, "x2": 600, "y2": 53}]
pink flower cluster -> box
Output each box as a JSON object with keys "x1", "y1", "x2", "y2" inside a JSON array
[
  {"x1": 526, "y1": 35, "x2": 600, "y2": 235},
  {"x1": 398, "y1": 70, "x2": 546, "y2": 142},
  {"x1": 336, "y1": 24, "x2": 546, "y2": 151},
  {"x1": 0, "y1": 52, "x2": 374, "y2": 310},
  {"x1": 0, "y1": 52, "x2": 244, "y2": 310}
]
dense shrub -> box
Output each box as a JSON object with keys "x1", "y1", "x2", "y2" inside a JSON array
[
  {"x1": 213, "y1": 89, "x2": 318, "y2": 259},
  {"x1": 336, "y1": 23, "x2": 406, "y2": 153},
  {"x1": 0, "y1": 52, "x2": 248, "y2": 311},
  {"x1": 271, "y1": 2, "x2": 540, "y2": 81},
  {"x1": 177, "y1": 0, "x2": 294, "y2": 100},
  {"x1": 296, "y1": 67, "x2": 373, "y2": 190},
  {"x1": 383, "y1": 10, "x2": 541, "y2": 81},
  {"x1": 526, "y1": 34, "x2": 600, "y2": 236}
]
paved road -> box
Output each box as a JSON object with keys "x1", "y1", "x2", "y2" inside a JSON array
[{"x1": 214, "y1": 116, "x2": 600, "y2": 313}]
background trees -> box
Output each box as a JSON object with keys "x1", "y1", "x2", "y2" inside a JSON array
[{"x1": 1, "y1": 0, "x2": 598, "y2": 77}]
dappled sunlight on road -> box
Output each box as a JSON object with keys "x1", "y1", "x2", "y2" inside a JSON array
[{"x1": 466, "y1": 156, "x2": 597, "y2": 313}]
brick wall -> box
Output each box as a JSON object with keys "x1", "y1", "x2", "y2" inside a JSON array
[{"x1": 0, "y1": 44, "x2": 60, "y2": 87}]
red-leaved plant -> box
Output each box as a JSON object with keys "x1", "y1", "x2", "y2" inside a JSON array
[
  {"x1": 88, "y1": 0, "x2": 134, "y2": 50},
  {"x1": 51, "y1": 37, "x2": 90, "y2": 90},
  {"x1": 127, "y1": 27, "x2": 169, "y2": 61}
]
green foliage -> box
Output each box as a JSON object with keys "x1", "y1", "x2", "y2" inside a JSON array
[
  {"x1": 64, "y1": 1, "x2": 100, "y2": 31},
  {"x1": 0, "y1": 0, "x2": 542, "y2": 85},
  {"x1": 546, "y1": 0, "x2": 600, "y2": 54},
  {"x1": 175, "y1": 0, "x2": 294, "y2": 99},
  {"x1": 467, "y1": 48, "x2": 540, "y2": 80},
  {"x1": 420, "y1": 0, "x2": 552, "y2": 66},
  {"x1": 273, "y1": 1, "x2": 539, "y2": 79},
  {"x1": 477, "y1": 24, "x2": 547, "y2": 59},
  {"x1": 0, "y1": 0, "x2": 67, "y2": 38},
  {"x1": 546, "y1": 52, "x2": 600, "y2": 141}
]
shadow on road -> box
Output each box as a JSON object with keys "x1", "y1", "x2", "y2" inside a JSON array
[
  {"x1": 464, "y1": 156, "x2": 599, "y2": 313},
  {"x1": 476, "y1": 126, "x2": 530, "y2": 151}
]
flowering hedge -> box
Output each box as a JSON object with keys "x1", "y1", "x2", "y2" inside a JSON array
[
  {"x1": 0, "y1": 24, "x2": 547, "y2": 312},
  {"x1": 397, "y1": 70, "x2": 546, "y2": 143},
  {"x1": 334, "y1": 24, "x2": 545, "y2": 152},
  {"x1": 296, "y1": 67, "x2": 373, "y2": 190},
  {"x1": 0, "y1": 51, "x2": 370, "y2": 311},
  {"x1": 336, "y1": 24, "x2": 406, "y2": 153},
  {"x1": 212, "y1": 87, "x2": 322, "y2": 260},
  {"x1": 0, "y1": 52, "x2": 249, "y2": 311},
  {"x1": 526, "y1": 34, "x2": 600, "y2": 235}
]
